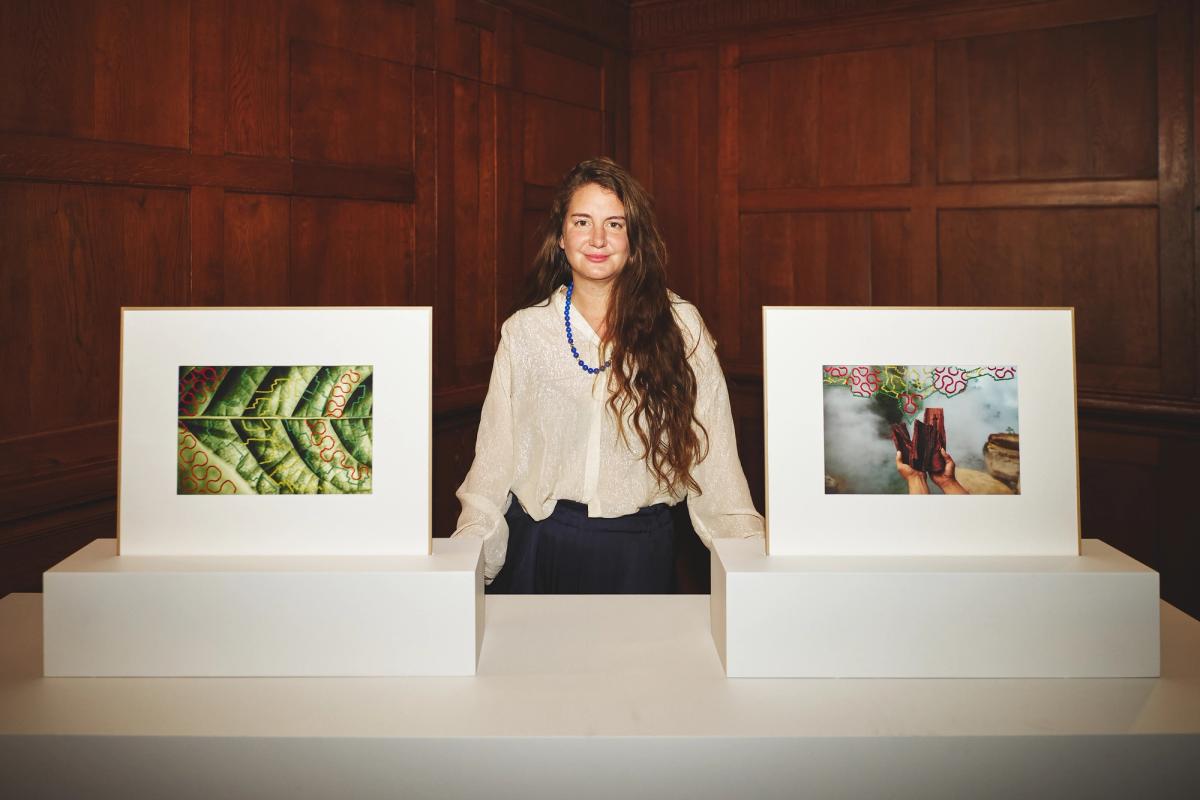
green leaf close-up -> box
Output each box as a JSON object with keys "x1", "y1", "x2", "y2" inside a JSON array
[{"x1": 177, "y1": 365, "x2": 373, "y2": 495}]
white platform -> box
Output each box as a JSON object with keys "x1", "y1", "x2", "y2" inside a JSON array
[
  {"x1": 42, "y1": 537, "x2": 483, "y2": 676},
  {"x1": 2, "y1": 592, "x2": 1198, "y2": 800},
  {"x1": 712, "y1": 537, "x2": 1159, "y2": 678}
]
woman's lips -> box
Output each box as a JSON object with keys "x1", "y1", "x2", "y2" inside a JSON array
[{"x1": 585, "y1": 254, "x2": 609, "y2": 262}]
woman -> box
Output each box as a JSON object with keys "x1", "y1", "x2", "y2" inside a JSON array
[{"x1": 452, "y1": 157, "x2": 763, "y2": 593}]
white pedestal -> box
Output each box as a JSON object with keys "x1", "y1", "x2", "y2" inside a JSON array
[
  {"x1": 711, "y1": 538, "x2": 1160, "y2": 678},
  {"x1": 43, "y1": 537, "x2": 484, "y2": 677}
]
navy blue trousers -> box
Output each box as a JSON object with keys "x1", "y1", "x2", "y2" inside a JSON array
[{"x1": 486, "y1": 498, "x2": 675, "y2": 594}]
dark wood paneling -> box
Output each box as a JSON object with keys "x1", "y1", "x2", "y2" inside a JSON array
[
  {"x1": 738, "y1": 57, "x2": 820, "y2": 189},
  {"x1": 0, "y1": 181, "x2": 186, "y2": 541},
  {"x1": 632, "y1": 0, "x2": 1198, "y2": 617},
  {"x1": 223, "y1": 193, "x2": 290, "y2": 306},
  {"x1": 291, "y1": 0, "x2": 418, "y2": 64},
  {"x1": 226, "y1": 0, "x2": 289, "y2": 157},
  {"x1": 0, "y1": 182, "x2": 188, "y2": 440},
  {"x1": 290, "y1": 198, "x2": 416, "y2": 306},
  {"x1": 0, "y1": 0, "x2": 633, "y2": 597},
  {"x1": 290, "y1": 42, "x2": 415, "y2": 169},
  {"x1": 433, "y1": 413, "x2": 480, "y2": 538},
  {"x1": 0, "y1": 0, "x2": 190, "y2": 149},
  {"x1": 521, "y1": 95, "x2": 605, "y2": 187},
  {"x1": 938, "y1": 208, "x2": 1160, "y2": 390},
  {"x1": 869, "y1": 212, "x2": 917, "y2": 305},
  {"x1": 227, "y1": 0, "x2": 420, "y2": 159},
  {"x1": 737, "y1": 210, "x2": 896, "y2": 360},
  {"x1": 518, "y1": 29, "x2": 604, "y2": 105},
  {"x1": 1080, "y1": 426, "x2": 1200, "y2": 619},
  {"x1": 632, "y1": 0, "x2": 1017, "y2": 48},
  {"x1": 190, "y1": 185, "x2": 225, "y2": 305},
  {"x1": 818, "y1": 47, "x2": 912, "y2": 187},
  {"x1": 0, "y1": 424, "x2": 116, "y2": 529},
  {"x1": 439, "y1": 74, "x2": 500, "y2": 389},
  {"x1": 937, "y1": 16, "x2": 1157, "y2": 182},
  {"x1": 650, "y1": 69, "x2": 702, "y2": 305},
  {"x1": 739, "y1": 46, "x2": 911, "y2": 188},
  {"x1": 190, "y1": 0, "x2": 227, "y2": 156}
]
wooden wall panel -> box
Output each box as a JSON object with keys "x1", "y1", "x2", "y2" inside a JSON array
[
  {"x1": 226, "y1": 0, "x2": 290, "y2": 157},
  {"x1": 0, "y1": 0, "x2": 190, "y2": 149},
  {"x1": 632, "y1": 0, "x2": 1199, "y2": 611},
  {"x1": 650, "y1": 69, "x2": 702, "y2": 305},
  {"x1": 937, "y1": 16, "x2": 1157, "y2": 182},
  {"x1": 738, "y1": 47, "x2": 910, "y2": 188},
  {"x1": 818, "y1": 47, "x2": 912, "y2": 187},
  {"x1": 869, "y1": 212, "x2": 916, "y2": 305},
  {"x1": 291, "y1": 0, "x2": 417, "y2": 64},
  {"x1": 518, "y1": 32, "x2": 604, "y2": 107},
  {"x1": 939, "y1": 208, "x2": 1159, "y2": 390},
  {"x1": 0, "y1": 182, "x2": 187, "y2": 541},
  {"x1": 0, "y1": 182, "x2": 188, "y2": 439},
  {"x1": 440, "y1": 74, "x2": 500, "y2": 389},
  {"x1": 0, "y1": 0, "x2": 632, "y2": 590},
  {"x1": 738, "y1": 57, "x2": 820, "y2": 189},
  {"x1": 738, "y1": 211, "x2": 899, "y2": 356},
  {"x1": 290, "y1": 42, "x2": 415, "y2": 168},
  {"x1": 444, "y1": 0, "x2": 507, "y2": 84},
  {"x1": 290, "y1": 198, "x2": 416, "y2": 306},
  {"x1": 222, "y1": 193, "x2": 290, "y2": 306},
  {"x1": 521, "y1": 96, "x2": 605, "y2": 187}
]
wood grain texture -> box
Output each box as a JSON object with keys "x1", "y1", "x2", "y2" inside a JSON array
[
  {"x1": 291, "y1": 0, "x2": 417, "y2": 64},
  {"x1": 818, "y1": 46, "x2": 912, "y2": 186},
  {"x1": 521, "y1": 95, "x2": 605, "y2": 186},
  {"x1": 626, "y1": 0, "x2": 1197, "y2": 617},
  {"x1": 936, "y1": 16, "x2": 1157, "y2": 182},
  {"x1": 0, "y1": 0, "x2": 190, "y2": 148},
  {"x1": 189, "y1": 185, "x2": 225, "y2": 305},
  {"x1": 190, "y1": 0, "x2": 227, "y2": 155},
  {"x1": 290, "y1": 41, "x2": 415, "y2": 168},
  {"x1": 226, "y1": 0, "x2": 289, "y2": 157},
  {"x1": 1157, "y1": 0, "x2": 1195, "y2": 397},
  {"x1": 739, "y1": 46, "x2": 911, "y2": 188},
  {"x1": 290, "y1": 197, "x2": 416, "y2": 306},
  {"x1": 738, "y1": 56, "x2": 820, "y2": 189},
  {"x1": 651, "y1": 69, "x2": 702, "y2": 306},
  {"x1": 737, "y1": 210, "x2": 881, "y2": 359},
  {"x1": 938, "y1": 208, "x2": 1160, "y2": 385},
  {"x1": 222, "y1": 193, "x2": 290, "y2": 306},
  {"x1": 0, "y1": 0, "x2": 634, "y2": 595},
  {"x1": 441, "y1": 74, "x2": 500, "y2": 388},
  {"x1": 0, "y1": 182, "x2": 188, "y2": 441},
  {"x1": 518, "y1": 33, "x2": 604, "y2": 106},
  {"x1": 0, "y1": 424, "x2": 117, "y2": 527}
]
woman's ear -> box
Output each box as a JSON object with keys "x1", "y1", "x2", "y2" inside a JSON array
[{"x1": 558, "y1": 236, "x2": 564, "y2": 250}]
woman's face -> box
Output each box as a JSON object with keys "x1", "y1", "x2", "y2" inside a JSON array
[{"x1": 558, "y1": 182, "x2": 629, "y2": 287}]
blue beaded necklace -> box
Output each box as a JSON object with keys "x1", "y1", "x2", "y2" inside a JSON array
[{"x1": 564, "y1": 280, "x2": 611, "y2": 375}]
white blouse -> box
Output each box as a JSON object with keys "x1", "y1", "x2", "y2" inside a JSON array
[{"x1": 451, "y1": 287, "x2": 765, "y2": 581}]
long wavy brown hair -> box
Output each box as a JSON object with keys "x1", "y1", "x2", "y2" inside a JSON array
[{"x1": 518, "y1": 157, "x2": 708, "y2": 495}]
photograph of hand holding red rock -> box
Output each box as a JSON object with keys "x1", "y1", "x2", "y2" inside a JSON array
[{"x1": 822, "y1": 365, "x2": 1020, "y2": 495}]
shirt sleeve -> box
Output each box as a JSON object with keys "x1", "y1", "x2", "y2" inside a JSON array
[
  {"x1": 683, "y1": 310, "x2": 766, "y2": 548},
  {"x1": 450, "y1": 327, "x2": 515, "y2": 582}
]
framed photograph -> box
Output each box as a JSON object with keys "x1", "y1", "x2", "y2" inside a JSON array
[
  {"x1": 764, "y1": 308, "x2": 1079, "y2": 556},
  {"x1": 118, "y1": 308, "x2": 431, "y2": 556}
]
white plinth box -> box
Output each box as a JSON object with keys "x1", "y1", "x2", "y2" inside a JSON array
[
  {"x1": 43, "y1": 537, "x2": 484, "y2": 677},
  {"x1": 711, "y1": 538, "x2": 1160, "y2": 678}
]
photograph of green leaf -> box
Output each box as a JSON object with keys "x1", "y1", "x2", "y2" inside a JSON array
[{"x1": 177, "y1": 365, "x2": 373, "y2": 495}]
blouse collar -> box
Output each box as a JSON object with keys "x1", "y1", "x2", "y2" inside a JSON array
[{"x1": 553, "y1": 285, "x2": 600, "y2": 345}]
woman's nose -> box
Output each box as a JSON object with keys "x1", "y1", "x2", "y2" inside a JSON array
[{"x1": 589, "y1": 226, "x2": 606, "y2": 248}]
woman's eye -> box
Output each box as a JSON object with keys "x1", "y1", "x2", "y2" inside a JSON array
[
  {"x1": 574, "y1": 219, "x2": 589, "y2": 227},
  {"x1": 607, "y1": 221, "x2": 624, "y2": 230}
]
